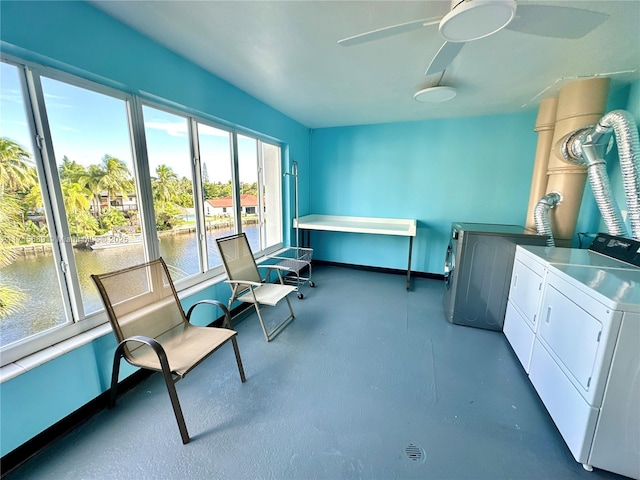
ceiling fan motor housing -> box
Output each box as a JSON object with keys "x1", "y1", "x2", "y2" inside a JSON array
[{"x1": 440, "y1": 0, "x2": 518, "y2": 42}]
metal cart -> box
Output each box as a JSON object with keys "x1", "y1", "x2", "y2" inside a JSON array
[
  {"x1": 269, "y1": 161, "x2": 315, "y2": 299},
  {"x1": 268, "y1": 246, "x2": 315, "y2": 299}
]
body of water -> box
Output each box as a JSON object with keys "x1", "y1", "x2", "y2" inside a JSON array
[{"x1": 0, "y1": 226, "x2": 259, "y2": 347}]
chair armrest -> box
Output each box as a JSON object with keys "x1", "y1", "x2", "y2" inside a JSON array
[
  {"x1": 185, "y1": 300, "x2": 234, "y2": 329},
  {"x1": 261, "y1": 264, "x2": 291, "y2": 272},
  {"x1": 225, "y1": 279, "x2": 263, "y2": 287},
  {"x1": 117, "y1": 335, "x2": 172, "y2": 373},
  {"x1": 257, "y1": 264, "x2": 289, "y2": 285}
]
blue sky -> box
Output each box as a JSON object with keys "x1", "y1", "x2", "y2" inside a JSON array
[{"x1": 1, "y1": 62, "x2": 257, "y2": 184}]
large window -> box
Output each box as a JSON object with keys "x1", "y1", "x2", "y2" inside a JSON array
[
  {"x1": 0, "y1": 56, "x2": 285, "y2": 365},
  {"x1": 197, "y1": 122, "x2": 235, "y2": 270},
  {"x1": 237, "y1": 134, "x2": 282, "y2": 253},
  {"x1": 261, "y1": 141, "x2": 283, "y2": 250},
  {"x1": 41, "y1": 76, "x2": 145, "y2": 317},
  {"x1": 237, "y1": 134, "x2": 260, "y2": 252},
  {"x1": 0, "y1": 63, "x2": 68, "y2": 346},
  {"x1": 142, "y1": 105, "x2": 196, "y2": 278}
]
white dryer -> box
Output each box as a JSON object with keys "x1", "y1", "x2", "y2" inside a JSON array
[{"x1": 504, "y1": 233, "x2": 640, "y2": 478}]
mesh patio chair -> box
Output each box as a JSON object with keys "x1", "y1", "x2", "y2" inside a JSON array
[
  {"x1": 216, "y1": 233, "x2": 297, "y2": 342},
  {"x1": 91, "y1": 257, "x2": 246, "y2": 444}
]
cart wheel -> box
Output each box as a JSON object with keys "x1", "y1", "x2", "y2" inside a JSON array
[
  {"x1": 309, "y1": 281, "x2": 316, "y2": 288},
  {"x1": 297, "y1": 293, "x2": 304, "y2": 299}
]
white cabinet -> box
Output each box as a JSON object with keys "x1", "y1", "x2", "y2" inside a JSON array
[
  {"x1": 509, "y1": 257, "x2": 545, "y2": 328},
  {"x1": 529, "y1": 338, "x2": 599, "y2": 463},
  {"x1": 503, "y1": 246, "x2": 640, "y2": 478},
  {"x1": 503, "y1": 302, "x2": 535, "y2": 371},
  {"x1": 503, "y1": 255, "x2": 545, "y2": 372}
]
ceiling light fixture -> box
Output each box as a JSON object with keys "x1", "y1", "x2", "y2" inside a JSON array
[
  {"x1": 414, "y1": 86, "x2": 457, "y2": 103},
  {"x1": 439, "y1": 0, "x2": 517, "y2": 42}
]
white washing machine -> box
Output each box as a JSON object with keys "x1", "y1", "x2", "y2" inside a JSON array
[{"x1": 504, "y1": 233, "x2": 640, "y2": 478}]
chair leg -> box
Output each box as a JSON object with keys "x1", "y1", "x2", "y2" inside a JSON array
[
  {"x1": 109, "y1": 346, "x2": 125, "y2": 408},
  {"x1": 253, "y1": 303, "x2": 271, "y2": 342},
  {"x1": 111, "y1": 338, "x2": 190, "y2": 444},
  {"x1": 253, "y1": 301, "x2": 295, "y2": 342},
  {"x1": 285, "y1": 296, "x2": 295, "y2": 319},
  {"x1": 231, "y1": 336, "x2": 246, "y2": 382},
  {"x1": 160, "y1": 367, "x2": 190, "y2": 444}
]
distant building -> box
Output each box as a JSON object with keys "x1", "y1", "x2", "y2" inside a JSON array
[
  {"x1": 94, "y1": 192, "x2": 138, "y2": 212},
  {"x1": 205, "y1": 194, "x2": 258, "y2": 216}
]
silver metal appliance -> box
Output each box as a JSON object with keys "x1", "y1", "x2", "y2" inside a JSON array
[{"x1": 443, "y1": 222, "x2": 548, "y2": 330}]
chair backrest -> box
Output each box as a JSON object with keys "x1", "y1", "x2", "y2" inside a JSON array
[
  {"x1": 216, "y1": 233, "x2": 262, "y2": 284},
  {"x1": 91, "y1": 258, "x2": 186, "y2": 357}
]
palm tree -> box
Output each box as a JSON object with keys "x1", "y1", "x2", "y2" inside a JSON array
[
  {"x1": 79, "y1": 164, "x2": 106, "y2": 218},
  {"x1": 0, "y1": 194, "x2": 25, "y2": 266},
  {"x1": 0, "y1": 137, "x2": 37, "y2": 267},
  {"x1": 24, "y1": 183, "x2": 44, "y2": 214},
  {"x1": 62, "y1": 182, "x2": 91, "y2": 214},
  {"x1": 152, "y1": 164, "x2": 179, "y2": 207},
  {"x1": 0, "y1": 284, "x2": 27, "y2": 319},
  {"x1": 98, "y1": 154, "x2": 132, "y2": 210},
  {"x1": 0, "y1": 137, "x2": 36, "y2": 195},
  {"x1": 58, "y1": 156, "x2": 86, "y2": 185},
  {"x1": 0, "y1": 193, "x2": 28, "y2": 319}
]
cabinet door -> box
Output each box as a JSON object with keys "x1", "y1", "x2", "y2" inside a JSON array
[
  {"x1": 504, "y1": 300, "x2": 535, "y2": 372},
  {"x1": 509, "y1": 260, "x2": 543, "y2": 330},
  {"x1": 538, "y1": 284, "x2": 602, "y2": 394},
  {"x1": 529, "y1": 339, "x2": 598, "y2": 464}
]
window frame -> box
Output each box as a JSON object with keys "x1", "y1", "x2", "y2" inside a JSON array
[{"x1": 0, "y1": 54, "x2": 287, "y2": 367}]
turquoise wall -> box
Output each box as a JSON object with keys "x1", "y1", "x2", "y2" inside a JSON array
[
  {"x1": 308, "y1": 85, "x2": 637, "y2": 273},
  {"x1": 308, "y1": 112, "x2": 540, "y2": 273},
  {"x1": 0, "y1": 1, "x2": 309, "y2": 457},
  {"x1": 628, "y1": 81, "x2": 640, "y2": 121}
]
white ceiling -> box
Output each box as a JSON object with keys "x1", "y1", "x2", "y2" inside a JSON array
[{"x1": 89, "y1": 0, "x2": 640, "y2": 128}]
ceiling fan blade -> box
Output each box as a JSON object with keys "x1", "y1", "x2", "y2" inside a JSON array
[
  {"x1": 506, "y1": 5, "x2": 609, "y2": 39},
  {"x1": 338, "y1": 17, "x2": 441, "y2": 47},
  {"x1": 425, "y1": 41, "x2": 465, "y2": 76}
]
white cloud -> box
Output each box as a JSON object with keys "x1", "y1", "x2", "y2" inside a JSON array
[
  {"x1": 144, "y1": 121, "x2": 188, "y2": 137},
  {"x1": 42, "y1": 92, "x2": 73, "y2": 109},
  {"x1": 0, "y1": 89, "x2": 24, "y2": 104},
  {"x1": 198, "y1": 124, "x2": 230, "y2": 138}
]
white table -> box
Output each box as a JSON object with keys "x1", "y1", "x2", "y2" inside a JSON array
[{"x1": 293, "y1": 214, "x2": 417, "y2": 289}]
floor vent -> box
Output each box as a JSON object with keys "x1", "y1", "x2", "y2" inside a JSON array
[{"x1": 404, "y1": 443, "x2": 425, "y2": 463}]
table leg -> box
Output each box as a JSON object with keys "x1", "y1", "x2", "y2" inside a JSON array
[{"x1": 406, "y1": 236, "x2": 413, "y2": 290}]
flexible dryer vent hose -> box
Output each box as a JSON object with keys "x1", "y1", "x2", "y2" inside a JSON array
[
  {"x1": 534, "y1": 192, "x2": 562, "y2": 247},
  {"x1": 561, "y1": 110, "x2": 640, "y2": 240},
  {"x1": 595, "y1": 110, "x2": 640, "y2": 240}
]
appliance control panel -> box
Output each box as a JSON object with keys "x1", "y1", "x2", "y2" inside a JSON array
[{"x1": 589, "y1": 233, "x2": 640, "y2": 267}]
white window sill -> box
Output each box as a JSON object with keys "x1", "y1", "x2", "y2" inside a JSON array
[{"x1": 0, "y1": 323, "x2": 113, "y2": 383}]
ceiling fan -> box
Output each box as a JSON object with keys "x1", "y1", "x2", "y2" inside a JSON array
[{"x1": 338, "y1": 0, "x2": 609, "y2": 77}]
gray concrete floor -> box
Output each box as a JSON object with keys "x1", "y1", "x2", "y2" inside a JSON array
[{"x1": 4, "y1": 265, "x2": 629, "y2": 479}]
